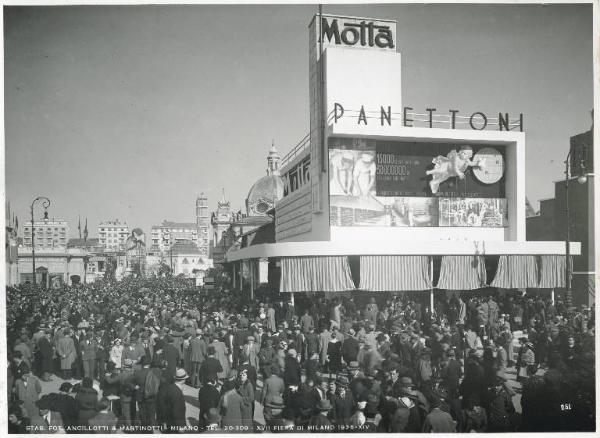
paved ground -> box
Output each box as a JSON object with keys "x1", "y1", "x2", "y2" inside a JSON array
[{"x1": 37, "y1": 363, "x2": 535, "y2": 431}]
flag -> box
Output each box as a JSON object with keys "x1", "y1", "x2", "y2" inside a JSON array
[
  {"x1": 78, "y1": 216, "x2": 82, "y2": 239},
  {"x1": 84, "y1": 218, "x2": 88, "y2": 242},
  {"x1": 15, "y1": 215, "x2": 18, "y2": 231}
]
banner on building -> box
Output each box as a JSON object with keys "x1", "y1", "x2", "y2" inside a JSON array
[{"x1": 328, "y1": 137, "x2": 507, "y2": 228}]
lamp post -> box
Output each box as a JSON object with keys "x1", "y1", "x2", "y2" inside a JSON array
[
  {"x1": 564, "y1": 149, "x2": 587, "y2": 309},
  {"x1": 30, "y1": 196, "x2": 51, "y2": 286}
]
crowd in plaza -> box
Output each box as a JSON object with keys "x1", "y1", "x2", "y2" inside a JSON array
[{"x1": 6, "y1": 276, "x2": 596, "y2": 433}]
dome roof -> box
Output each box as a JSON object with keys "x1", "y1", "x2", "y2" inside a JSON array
[{"x1": 246, "y1": 174, "x2": 284, "y2": 216}]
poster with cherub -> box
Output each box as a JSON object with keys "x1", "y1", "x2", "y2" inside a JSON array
[{"x1": 426, "y1": 145, "x2": 486, "y2": 194}]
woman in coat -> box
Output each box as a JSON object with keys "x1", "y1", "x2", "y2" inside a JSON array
[
  {"x1": 211, "y1": 336, "x2": 230, "y2": 380},
  {"x1": 56, "y1": 329, "x2": 76, "y2": 380},
  {"x1": 109, "y1": 339, "x2": 124, "y2": 371},
  {"x1": 238, "y1": 369, "x2": 255, "y2": 430}
]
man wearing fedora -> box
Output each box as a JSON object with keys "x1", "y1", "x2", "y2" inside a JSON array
[
  {"x1": 331, "y1": 375, "x2": 354, "y2": 428},
  {"x1": 157, "y1": 368, "x2": 187, "y2": 432},
  {"x1": 309, "y1": 399, "x2": 333, "y2": 430}
]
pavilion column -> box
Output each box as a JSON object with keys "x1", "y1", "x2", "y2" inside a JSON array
[
  {"x1": 250, "y1": 260, "x2": 255, "y2": 300},
  {"x1": 430, "y1": 258, "x2": 434, "y2": 319},
  {"x1": 232, "y1": 263, "x2": 236, "y2": 289}
]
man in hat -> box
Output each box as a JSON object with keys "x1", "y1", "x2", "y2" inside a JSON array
[
  {"x1": 258, "y1": 338, "x2": 277, "y2": 378},
  {"x1": 200, "y1": 346, "x2": 223, "y2": 385},
  {"x1": 157, "y1": 368, "x2": 187, "y2": 432},
  {"x1": 189, "y1": 329, "x2": 207, "y2": 388},
  {"x1": 14, "y1": 364, "x2": 42, "y2": 419},
  {"x1": 309, "y1": 399, "x2": 333, "y2": 429},
  {"x1": 14, "y1": 333, "x2": 32, "y2": 369},
  {"x1": 162, "y1": 335, "x2": 181, "y2": 379},
  {"x1": 331, "y1": 375, "x2": 354, "y2": 427},
  {"x1": 441, "y1": 349, "x2": 462, "y2": 398},
  {"x1": 80, "y1": 332, "x2": 97, "y2": 380},
  {"x1": 36, "y1": 328, "x2": 54, "y2": 382},
  {"x1": 300, "y1": 309, "x2": 314, "y2": 334},
  {"x1": 56, "y1": 328, "x2": 76, "y2": 380},
  {"x1": 342, "y1": 328, "x2": 359, "y2": 365},
  {"x1": 365, "y1": 298, "x2": 378, "y2": 326},
  {"x1": 486, "y1": 370, "x2": 516, "y2": 432},
  {"x1": 29, "y1": 395, "x2": 65, "y2": 433},
  {"x1": 284, "y1": 349, "x2": 302, "y2": 387},
  {"x1": 242, "y1": 335, "x2": 260, "y2": 371}
]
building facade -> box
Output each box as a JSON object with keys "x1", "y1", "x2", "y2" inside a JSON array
[
  {"x1": 225, "y1": 13, "x2": 583, "y2": 304},
  {"x1": 22, "y1": 219, "x2": 69, "y2": 249},
  {"x1": 98, "y1": 220, "x2": 130, "y2": 250},
  {"x1": 196, "y1": 193, "x2": 210, "y2": 257},
  {"x1": 527, "y1": 124, "x2": 595, "y2": 305},
  {"x1": 211, "y1": 191, "x2": 235, "y2": 264},
  {"x1": 151, "y1": 221, "x2": 199, "y2": 251}
]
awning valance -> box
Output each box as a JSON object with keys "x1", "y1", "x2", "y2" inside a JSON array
[
  {"x1": 491, "y1": 255, "x2": 539, "y2": 289},
  {"x1": 436, "y1": 255, "x2": 486, "y2": 290},
  {"x1": 538, "y1": 255, "x2": 571, "y2": 288},
  {"x1": 359, "y1": 255, "x2": 431, "y2": 291},
  {"x1": 280, "y1": 256, "x2": 355, "y2": 293}
]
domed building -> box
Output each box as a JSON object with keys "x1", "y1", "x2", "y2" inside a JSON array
[{"x1": 245, "y1": 143, "x2": 284, "y2": 216}]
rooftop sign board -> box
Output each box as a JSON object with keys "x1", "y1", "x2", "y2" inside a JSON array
[{"x1": 311, "y1": 14, "x2": 397, "y2": 53}]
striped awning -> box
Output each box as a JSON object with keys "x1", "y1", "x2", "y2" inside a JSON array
[
  {"x1": 280, "y1": 256, "x2": 355, "y2": 293},
  {"x1": 359, "y1": 255, "x2": 431, "y2": 291},
  {"x1": 538, "y1": 255, "x2": 571, "y2": 288},
  {"x1": 436, "y1": 255, "x2": 487, "y2": 290},
  {"x1": 490, "y1": 255, "x2": 539, "y2": 289}
]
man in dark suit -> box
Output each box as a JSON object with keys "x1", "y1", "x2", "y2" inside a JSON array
[
  {"x1": 199, "y1": 346, "x2": 222, "y2": 385},
  {"x1": 162, "y1": 336, "x2": 181, "y2": 379},
  {"x1": 157, "y1": 368, "x2": 187, "y2": 433},
  {"x1": 189, "y1": 330, "x2": 207, "y2": 388},
  {"x1": 29, "y1": 395, "x2": 66, "y2": 433},
  {"x1": 36, "y1": 330, "x2": 54, "y2": 382},
  {"x1": 197, "y1": 379, "x2": 220, "y2": 431},
  {"x1": 342, "y1": 329, "x2": 359, "y2": 364}
]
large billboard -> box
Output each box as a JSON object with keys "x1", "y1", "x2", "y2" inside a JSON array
[{"x1": 329, "y1": 137, "x2": 507, "y2": 227}]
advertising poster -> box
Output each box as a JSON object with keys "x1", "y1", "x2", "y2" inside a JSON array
[
  {"x1": 438, "y1": 198, "x2": 507, "y2": 227},
  {"x1": 329, "y1": 137, "x2": 507, "y2": 228}
]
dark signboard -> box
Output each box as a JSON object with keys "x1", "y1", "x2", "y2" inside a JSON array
[
  {"x1": 328, "y1": 137, "x2": 508, "y2": 228},
  {"x1": 374, "y1": 141, "x2": 505, "y2": 198}
]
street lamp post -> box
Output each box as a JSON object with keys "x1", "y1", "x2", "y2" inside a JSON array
[
  {"x1": 564, "y1": 149, "x2": 587, "y2": 309},
  {"x1": 30, "y1": 196, "x2": 51, "y2": 286}
]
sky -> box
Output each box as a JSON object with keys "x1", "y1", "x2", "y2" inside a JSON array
[{"x1": 4, "y1": 3, "x2": 594, "y2": 238}]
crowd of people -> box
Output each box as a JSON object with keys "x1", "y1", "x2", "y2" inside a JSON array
[{"x1": 6, "y1": 276, "x2": 596, "y2": 433}]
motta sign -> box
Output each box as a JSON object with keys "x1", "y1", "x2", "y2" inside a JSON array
[{"x1": 320, "y1": 17, "x2": 395, "y2": 50}]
